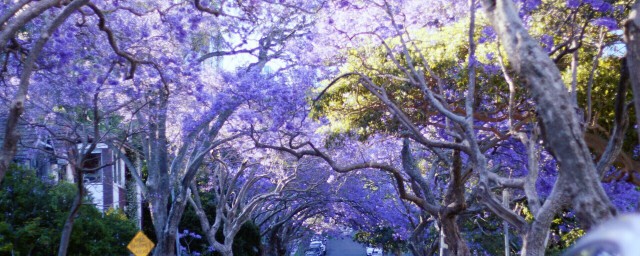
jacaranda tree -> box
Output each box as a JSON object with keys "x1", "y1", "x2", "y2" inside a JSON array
[{"x1": 1, "y1": 0, "x2": 639, "y2": 255}]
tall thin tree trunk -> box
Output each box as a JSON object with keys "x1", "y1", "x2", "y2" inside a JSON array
[
  {"x1": 625, "y1": 1, "x2": 640, "y2": 144},
  {"x1": 438, "y1": 148, "x2": 470, "y2": 256},
  {"x1": 57, "y1": 176, "x2": 84, "y2": 256},
  {"x1": 148, "y1": 92, "x2": 177, "y2": 256}
]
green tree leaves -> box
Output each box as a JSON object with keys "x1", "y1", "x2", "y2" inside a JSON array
[{"x1": 0, "y1": 165, "x2": 137, "y2": 255}]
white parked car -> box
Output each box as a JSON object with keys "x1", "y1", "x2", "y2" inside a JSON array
[
  {"x1": 366, "y1": 246, "x2": 383, "y2": 256},
  {"x1": 310, "y1": 236, "x2": 324, "y2": 243},
  {"x1": 309, "y1": 241, "x2": 326, "y2": 255}
]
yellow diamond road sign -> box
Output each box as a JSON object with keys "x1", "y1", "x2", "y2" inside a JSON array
[{"x1": 127, "y1": 231, "x2": 155, "y2": 256}]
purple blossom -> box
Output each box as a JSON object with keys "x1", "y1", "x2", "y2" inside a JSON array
[
  {"x1": 601, "y1": 171, "x2": 640, "y2": 212},
  {"x1": 591, "y1": 17, "x2": 618, "y2": 30},
  {"x1": 593, "y1": 2, "x2": 612, "y2": 12},
  {"x1": 479, "y1": 26, "x2": 496, "y2": 44},
  {"x1": 520, "y1": 0, "x2": 541, "y2": 12},
  {"x1": 482, "y1": 64, "x2": 500, "y2": 75},
  {"x1": 540, "y1": 34, "x2": 554, "y2": 52},
  {"x1": 566, "y1": 0, "x2": 581, "y2": 9},
  {"x1": 582, "y1": 0, "x2": 612, "y2": 12},
  {"x1": 485, "y1": 52, "x2": 495, "y2": 61}
]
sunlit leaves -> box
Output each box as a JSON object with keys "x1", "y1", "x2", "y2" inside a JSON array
[{"x1": 311, "y1": 19, "x2": 511, "y2": 140}]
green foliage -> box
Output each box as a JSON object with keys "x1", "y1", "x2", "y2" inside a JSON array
[
  {"x1": 0, "y1": 165, "x2": 69, "y2": 254},
  {"x1": 462, "y1": 207, "x2": 586, "y2": 255},
  {"x1": 224, "y1": 222, "x2": 261, "y2": 256},
  {"x1": 354, "y1": 226, "x2": 407, "y2": 254},
  {"x1": 559, "y1": 228, "x2": 585, "y2": 248},
  {"x1": 0, "y1": 165, "x2": 137, "y2": 255},
  {"x1": 125, "y1": 179, "x2": 139, "y2": 223},
  {"x1": 527, "y1": 0, "x2": 638, "y2": 153},
  {"x1": 66, "y1": 208, "x2": 138, "y2": 255},
  {"x1": 520, "y1": 203, "x2": 535, "y2": 223},
  {"x1": 461, "y1": 212, "x2": 521, "y2": 255},
  {"x1": 310, "y1": 19, "x2": 512, "y2": 141},
  {"x1": 546, "y1": 211, "x2": 585, "y2": 255}
]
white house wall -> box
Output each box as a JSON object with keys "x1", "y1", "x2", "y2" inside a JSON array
[{"x1": 86, "y1": 183, "x2": 104, "y2": 210}]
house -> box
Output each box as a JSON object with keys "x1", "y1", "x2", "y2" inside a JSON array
[
  {"x1": 75, "y1": 143, "x2": 128, "y2": 212},
  {"x1": 0, "y1": 115, "x2": 140, "y2": 219}
]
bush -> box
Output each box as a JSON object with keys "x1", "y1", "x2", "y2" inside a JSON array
[{"x1": 0, "y1": 165, "x2": 137, "y2": 255}]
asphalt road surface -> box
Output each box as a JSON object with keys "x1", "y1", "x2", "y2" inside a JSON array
[
  {"x1": 322, "y1": 238, "x2": 409, "y2": 256},
  {"x1": 325, "y1": 237, "x2": 367, "y2": 256}
]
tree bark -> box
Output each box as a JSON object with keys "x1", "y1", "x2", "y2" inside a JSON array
[
  {"x1": 520, "y1": 187, "x2": 563, "y2": 256},
  {"x1": 57, "y1": 192, "x2": 82, "y2": 256},
  {"x1": 407, "y1": 215, "x2": 429, "y2": 256},
  {"x1": 219, "y1": 246, "x2": 233, "y2": 256},
  {"x1": 148, "y1": 92, "x2": 175, "y2": 256},
  {"x1": 625, "y1": 1, "x2": 640, "y2": 144},
  {"x1": 438, "y1": 214, "x2": 469, "y2": 256},
  {"x1": 480, "y1": 0, "x2": 616, "y2": 228},
  {"x1": 58, "y1": 192, "x2": 82, "y2": 256},
  {"x1": 57, "y1": 167, "x2": 84, "y2": 256},
  {"x1": 268, "y1": 229, "x2": 287, "y2": 256},
  {"x1": 438, "y1": 149, "x2": 470, "y2": 256}
]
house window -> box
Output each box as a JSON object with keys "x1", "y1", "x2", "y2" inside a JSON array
[{"x1": 82, "y1": 153, "x2": 102, "y2": 183}]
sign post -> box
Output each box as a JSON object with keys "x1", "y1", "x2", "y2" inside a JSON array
[{"x1": 127, "y1": 231, "x2": 155, "y2": 256}]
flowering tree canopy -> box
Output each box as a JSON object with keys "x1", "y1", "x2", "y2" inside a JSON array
[{"x1": 1, "y1": 0, "x2": 639, "y2": 255}]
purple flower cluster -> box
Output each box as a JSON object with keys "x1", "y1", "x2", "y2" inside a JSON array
[
  {"x1": 179, "y1": 229, "x2": 202, "y2": 239},
  {"x1": 567, "y1": 0, "x2": 613, "y2": 12},
  {"x1": 591, "y1": 17, "x2": 618, "y2": 30}
]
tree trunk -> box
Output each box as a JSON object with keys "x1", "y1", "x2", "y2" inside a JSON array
[
  {"x1": 150, "y1": 183, "x2": 174, "y2": 256},
  {"x1": 425, "y1": 238, "x2": 438, "y2": 256},
  {"x1": 438, "y1": 148, "x2": 470, "y2": 256},
  {"x1": 407, "y1": 217, "x2": 429, "y2": 256},
  {"x1": 480, "y1": 0, "x2": 616, "y2": 227},
  {"x1": 148, "y1": 92, "x2": 177, "y2": 256},
  {"x1": 265, "y1": 229, "x2": 285, "y2": 256},
  {"x1": 625, "y1": 1, "x2": 640, "y2": 144},
  {"x1": 438, "y1": 214, "x2": 470, "y2": 256},
  {"x1": 520, "y1": 180, "x2": 564, "y2": 255},
  {"x1": 154, "y1": 229, "x2": 177, "y2": 256},
  {"x1": 57, "y1": 179, "x2": 83, "y2": 256},
  {"x1": 154, "y1": 188, "x2": 191, "y2": 256},
  {"x1": 521, "y1": 221, "x2": 551, "y2": 256},
  {"x1": 276, "y1": 234, "x2": 287, "y2": 256},
  {"x1": 218, "y1": 245, "x2": 233, "y2": 256}
]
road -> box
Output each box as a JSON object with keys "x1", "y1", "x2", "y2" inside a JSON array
[
  {"x1": 322, "y1": 237, "x2": 409, "y2": 256},
  {"x1": 325, "y1": 237, "x2": 367, "y2": 256}
]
